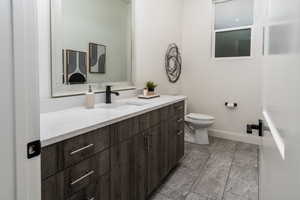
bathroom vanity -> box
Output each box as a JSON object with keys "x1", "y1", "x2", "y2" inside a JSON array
[{"x1": 40, "y1": 96, "x2": 185, "y2": 200}]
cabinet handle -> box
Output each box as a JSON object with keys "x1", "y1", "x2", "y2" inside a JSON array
[
  {"x1": 70, "y1": 170, "x2": 94, "y2": 186},
  {"x1": 177, "y1": 118, "x2": 183, "y2": 123},
  {"x1": 177, "y1": 130, "x2": 184, "y2": 136},
  {"x1": 87, "y1": 198, "x2": 95, "y2": 200},
  {"x1": 70, "y1": 143, "x2": 94, "y2": 156}
]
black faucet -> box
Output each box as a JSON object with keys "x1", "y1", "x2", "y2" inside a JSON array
[{"x1": 105, "y1": 85, "x2": 120, "y2": 104}]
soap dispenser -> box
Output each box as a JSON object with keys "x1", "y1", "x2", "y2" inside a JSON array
[{"x1": 85, "y1": 85, "x2": 95, "y2": 109}]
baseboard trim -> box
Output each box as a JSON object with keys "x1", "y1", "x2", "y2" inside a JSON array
[{"x1": 208, "y1": 129, "x2": 262, "y2": 145}]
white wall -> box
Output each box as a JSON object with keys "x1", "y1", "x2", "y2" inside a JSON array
[
  {"x1": 0, "y1": 0, "x2": 15, "y2": 199},
  {"x1": 181, "y1": 0, "x2": 262, "y2": 135},
  {"x1": 134, "y1": 0, "x2": 183, "y2": 95}
]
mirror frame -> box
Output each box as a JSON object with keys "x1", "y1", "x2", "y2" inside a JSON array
[{"x1": 50, "y1": 0, "x2": 135, "y2": 98}]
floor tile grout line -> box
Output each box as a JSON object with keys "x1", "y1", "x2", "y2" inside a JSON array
[
  {"x1": 182, "y1": 142, "x2": 213, "y2": 200},
  {"x1": 189, "y1": 152, "x2": 212, "y2": 193},
  {"x1": 220, "y1": 143, "x2": 238, "y2": 200},
  {"x1": 187, "y1": 138, "x2": 219, "y2": 193},
  {"x1": 158, "y1": 142, "x2": 211, "y2": 200},
  {"x1": 186, "y1": 139, "x2": 226, "y2": 200},
  {"x1": 182, "y1": 141, "x2": 215, "y2": 200}
]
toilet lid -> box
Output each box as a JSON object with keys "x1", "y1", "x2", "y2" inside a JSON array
[{"x1": 187, "y1": 113, "x2": 214, "y2": 121}]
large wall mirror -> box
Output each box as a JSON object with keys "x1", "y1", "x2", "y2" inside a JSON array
[{"x1": 51, "y1": 0, "x2": 134, "y2": 97}]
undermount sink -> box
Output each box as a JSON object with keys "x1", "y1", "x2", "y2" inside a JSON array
[
  {"x1": 96, "y1": 103, "x2": 134, "y2": 110},
  {"x1": 96, "y1": 100, "x2": 150, "y2": 110}
]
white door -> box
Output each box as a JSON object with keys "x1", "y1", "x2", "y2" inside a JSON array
[
  {"x1": 0, "y1": 0, "x2": 17, "y2": 199},
  {"x1": 0, "y1": 0, "x2": 41, "y2": 200},
  {"x1": 260, "y1": 0, "x2": 300, "y2": 199}
]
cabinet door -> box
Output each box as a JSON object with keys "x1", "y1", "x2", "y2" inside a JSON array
[
  {"x1": 42, "y1": 173, "x2": 64, "y2": 200},
  {"x1": 66, "y1": 184, "x2": 96, "y2": 200},
  {"x1": 159, "y1": 122, "x2": 169, "y2": 179},
  {"x1": 167, "y1": 118, "x2": 177, "y2": 171},
  {"x1": 147, "y1": 126, "x2": 160, "y2": 195},
  {"x1": 176, "y1": 121, "x2": 185, "y2": 162},
  {"x1": 41, "y1": 143, "x2": 61, "y2": 180},
  {"x1": 110, "y1": 139, "x2": 134, "y2": 200},
  {"x1": 133, "y1": 133, "x2": 147, "y2": 200},
  {"x1": 96, "y1": 173, "x2": 110, "y2": 200}
]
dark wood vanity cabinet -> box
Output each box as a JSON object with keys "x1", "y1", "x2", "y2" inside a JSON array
[{"x1": 41, "y1": 100, "x2": 185, "y2": 200}]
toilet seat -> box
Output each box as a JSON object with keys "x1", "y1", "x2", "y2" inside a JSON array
[{"x1": 186, "y1": 113, "x2": 214, "y2": 121}]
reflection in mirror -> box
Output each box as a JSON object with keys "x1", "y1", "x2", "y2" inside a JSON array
[
  {"x1": 89, "y1": 43, "x2": 106, "y2": 74},
  {"x1": 65, "y1": 50, "x2": 87, "y2": 84},
  {"x1": 51, "y1": 0, "x2": 133, "y2": 97}
]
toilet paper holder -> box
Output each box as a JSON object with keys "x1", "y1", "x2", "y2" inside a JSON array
[{"x1": 225, "y1": 102, "x2": 238, "y2": 108}]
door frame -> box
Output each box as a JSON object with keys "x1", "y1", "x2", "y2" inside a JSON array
[{"x1": 12, "y1": 0, "x2": 41, "y2": 199}]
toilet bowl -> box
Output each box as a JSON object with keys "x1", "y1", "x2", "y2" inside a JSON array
[{"x1": 184, "y1": 113, "x2": 215, "y2": 145}]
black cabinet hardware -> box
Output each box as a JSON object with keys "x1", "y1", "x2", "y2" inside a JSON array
[
  {"x1": 27, "y1": 140, "x2": 41, "y2": 159},
  {"x1": 247, "y1": 119, "x2": 269, "y2": 137}
]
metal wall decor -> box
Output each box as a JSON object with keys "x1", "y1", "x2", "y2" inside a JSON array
[{"x1": 165, "y1": 43, "x2": 182, "y2": 83}]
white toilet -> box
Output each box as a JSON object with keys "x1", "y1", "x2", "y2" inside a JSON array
[{"x1": 184, "y1": 113, "x2": 215, "y2": 145}]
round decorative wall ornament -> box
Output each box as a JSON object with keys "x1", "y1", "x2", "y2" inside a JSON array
[{"x1": 165, "y1": 43, "x2": 182, "y2": 83}]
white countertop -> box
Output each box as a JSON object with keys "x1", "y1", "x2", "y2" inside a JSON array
[{"x1": 40, "y1": 95, "x2": 186, "y2": 147}]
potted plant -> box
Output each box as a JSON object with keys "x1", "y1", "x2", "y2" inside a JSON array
[{"x1": 146, "y1": 81, "x2": 157, "y2": 95}]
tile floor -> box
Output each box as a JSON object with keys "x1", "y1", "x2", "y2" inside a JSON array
[{"x1": 151, "y1": 137, "x2": 259, "y2": 200}]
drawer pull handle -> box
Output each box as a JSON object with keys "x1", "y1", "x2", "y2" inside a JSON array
[
  {"x1": 87, "y1": 198, "x2": 95, "y2": 200},
  {"x1": 177, "y1": 118, "x2": 183, "y2": 123},
  {"x1": 71, "y1": 170, "x2": 95, "y2": 186},
  {"x1": 70, "y1": 144, "x2": 94, "y2": 156},
  {"x1": 177, "y1": 130, "x2": 184, "y2": 136}
]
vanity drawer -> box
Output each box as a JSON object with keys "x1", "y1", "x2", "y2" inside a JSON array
[
  {"x1": 175, "y1": 114, "x2": 184, "y2": 125},
  {"x1": 41, "y1": 143, "x2": 62, "y2": 180},
  {"x1": 159, "y1": 106, "x2": 169, "y2": 121},
  {"x1": 63, "y1": 126, "x2": 110, "y2": 167},
  {"x1": 42, "y1": 173, "x2": 64, "y2": 200},
  {"x1": 149, "y1": 109, "x2": 160, "y2": 127},
  {"x1": 67, "y1": 183, "x2": 96, "y2": 200},
  {"x1": 64, "y1": 155, "x2": 98, "y2": 197},
  {"x1": 66, "y1": 173, "x2": 110, "y2": 200},
  {"x1": 64, "y1": 149, "x2": 109, "y2": 197},
  {"x1": 174, "y1": 101, "x2": 185, "y2": 116},
  {"x1": 42, "y1": 149, "x2": 110, "y2": 200},
  {"x1": 111, "y1": 118, "x2": 139, "y2": 145},
  {"x1": 167, "y1": 101, "x2": 185, "y2": 119},
  {"x1": 138, "y1": 113, "x2": 150, "y2": 132},
  {"x1": 117, "y1": 118, "x2": 139, "y2": 142},
  {"x1": 139, "y1": 109, "x2": 161, "y2": 131}
]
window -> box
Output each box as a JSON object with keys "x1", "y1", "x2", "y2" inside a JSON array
[{"x1": 213, "y1": 0, "x2": 254, "y2": 58}]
